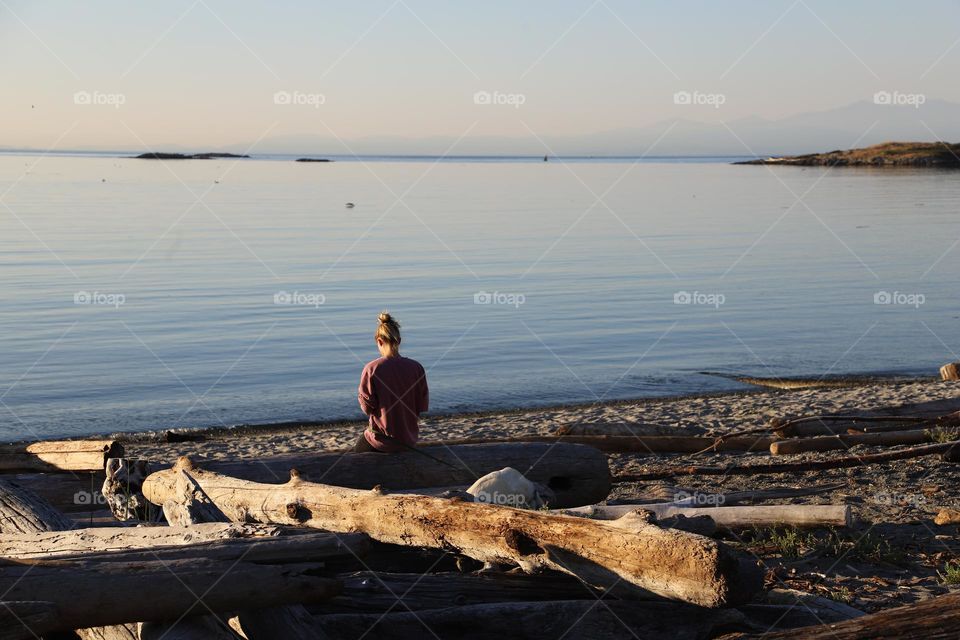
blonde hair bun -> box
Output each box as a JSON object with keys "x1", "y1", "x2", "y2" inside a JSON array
[{"x1": 376, "y1": 312, "x2": 401, "y2": 345}]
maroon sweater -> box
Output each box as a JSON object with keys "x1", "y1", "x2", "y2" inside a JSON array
[{"x1": 358, "y1": 355, "x2": 429, "y2": 452}]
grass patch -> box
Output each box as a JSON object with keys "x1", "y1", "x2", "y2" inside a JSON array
[
  {"x1": 927, "y1": 426, "x2": 960, "y2": 444},
  {"x1": 939, "y1": 561, "x2": 960, "y2": 585}
]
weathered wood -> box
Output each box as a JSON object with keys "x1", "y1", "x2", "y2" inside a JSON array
[
  {"x1": 4, "y1": 471, "x2": 108, "y2": 515},
  {"x1": 315, "y1": 600, "x2": 748, "y2": 640},
  {"x1": 229, "y1": 607, "x2": 330, "y2": 640},
  {"x1": 770, "y1": 430, "x2": 932, "y2": 455},
  {"x1": 137, "y1": 617, "x2": 237, "y2": 640},
  {"x1": 0, "y1": 525, "x2": 365, "y2": 566},
  {"x1": 0, "y1": 555, "x2": 341, "y2": 631},
  {"x1": 554, "y1": 422, "x2": 707, "y2": 436},
  {"x1": 0, "y1": 601, "x2": 59, "y2": 640},
  {"x1": 424, "y1": 434, "x2": 776, "y2": 454},
  {"x1": 103, "y1": 458, "x2": 150, "y2": 521},
  {"x1": 0, "y1": 440, "x2": 121, "y2": 473},
  {"x1": 149, "y1": 443, "x2": 611, "y2": 509},
  {"x1": 616, "y1": 442, "x2": 957, "y2": 481},
  {"x1": 162, "y1": 468, "x2": 230, "y2": 525},
  {"x1": 771, "y1": 415, "x2": 926, "y2": 438},
  {"x1": 0, "y1": 478, "x2": 74, "y2": 533},
  {"x1": 730, "y1": 591, "x2": 960, "y2": 639},
  {"x1": 940, "y1": 362, "x2": 960, "y2": 381},
  {"x1": 329, "y1": 571, "x2": 596, "y2": 613},
  {"x1": 0, "y1": 478, "x2": 137, "y2": 640},
  {"x1": 143, "y1": 462, "x2": 763, "y2": 607},
  {"x1": 559, "y1": 504, "x2": 852, "y2": 530}
]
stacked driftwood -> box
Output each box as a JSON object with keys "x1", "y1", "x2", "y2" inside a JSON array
[{"x1": 2, "y1": 401, "x2": 960, "y2": 639}]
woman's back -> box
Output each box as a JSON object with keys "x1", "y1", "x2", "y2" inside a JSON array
[{"x1": 356, "y1": 313, "x2": 429, "y2": 452}]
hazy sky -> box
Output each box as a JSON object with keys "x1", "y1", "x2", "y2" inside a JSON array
[{"x1": 2, "y1": 0, "x2": 959, "y2": 151}]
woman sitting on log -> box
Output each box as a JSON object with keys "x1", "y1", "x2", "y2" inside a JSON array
[{"x1": 356, "y1": 312, "x2": 429, "y2": 453}]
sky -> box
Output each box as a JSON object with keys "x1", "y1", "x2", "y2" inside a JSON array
[{"x1": 1, "y1": 0, "x2": 959, "y2": 153}]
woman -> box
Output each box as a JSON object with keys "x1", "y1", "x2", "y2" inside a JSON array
[{"x1": 356, "y1": 312, "x2": 429, "y2": 452}]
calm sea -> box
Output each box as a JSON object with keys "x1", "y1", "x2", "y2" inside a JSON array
[{"x1": 0, "y1": 152, "x2": 956, "y2": 442}]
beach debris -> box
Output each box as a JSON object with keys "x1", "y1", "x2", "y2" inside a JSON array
[
  {"x1": 0, "y1": 522, "x2": 283, "y2": 557},
  {"x1": 554, "y1": 421, "x2": 707, "y2": 436},
  {"x1": 770, "y1": 414, "x2": 930, "y2": 438},
  {"x1": 614, "y1": 441, "x2": 960, "y2": 481},
  {"x1": 762, "y1": 588, "x2": 866, "y2": 622},
  {"x1": 0, "y1": 536, "x2": 343, "y2": 635},
  {"x1": 159, "y1": 442, "x2": 611, "y2": 508},
  {"x1": 345, "y1": 201, "x2": 355, "y2": 207},
  {"x1": 313, "y1": 600, "x2": 748, "y2": 640},
  {"x1": 557, "y1": 504, "x2": 852, "y2": 531},
  {"x1": 934, "y1": 507, "x2": 960, "y2": 525},
  {"x1": 103, "y1": 457, "x2": 150, "y2": 521},
  {"x1": 0, "y1": 439, "x2": 121, "y2": 473},
  {"x1": 940, "y1": 361, "x2": 960, "y2": 380},
  {"x1": 466, "y1": 467, "x2": 554, "y2": 509},
  {"x1": 0, "y1": 478, "x2": 73, "y2": 534},
  {"x1": 728, "y1": 591, "x2": 960, "y2": 639},
  {"x1": 423, "y1": 434, "x2": 775, "y2": 454},
  {"x1": 769, "y1": 429, "x2": 932, "y2": 455},
  {"x1": 142, "y1": 461, "x2": 764, "y2": 607}
]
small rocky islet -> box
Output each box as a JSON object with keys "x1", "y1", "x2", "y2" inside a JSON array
[{"x1": 736, "y1": 141, "x2": 960, "y2": 167}]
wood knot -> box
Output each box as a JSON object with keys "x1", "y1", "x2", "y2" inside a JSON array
[
  {"x1": 288, "y1": 468, "x2": 301, "y2": 482},
  {"x1": 371, "y1": 484, "x2": 384, "y2": 495},
  {"x1": 286, "y1": 502, "x2": 311, "y2": 523},
  {"x1": 174, "y1": 456, "x2": 195, "y2": 471},
  {"x1": 504, "y1": 529, "x2": 542, "y2": 556}
]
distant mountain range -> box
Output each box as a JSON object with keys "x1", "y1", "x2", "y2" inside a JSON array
[
  {"x1": 5, "y1": 99, "x2": 959, "y2": 158},
  {"x1": 222, "y1": 99, "x2": 960, "y2": 157}
]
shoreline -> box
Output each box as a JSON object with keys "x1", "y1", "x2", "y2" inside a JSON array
[{"x1": 103, "y1": 373, "x2": 927, "y2": 446}]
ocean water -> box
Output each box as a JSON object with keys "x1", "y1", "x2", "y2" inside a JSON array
[{"x1": 0, "y1": 153, "x2": 957, "y2": 442}]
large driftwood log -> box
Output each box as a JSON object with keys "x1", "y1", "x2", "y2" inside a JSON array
[
  {"x1": 205, "y1": 442, "x2": 610, "y2": 508},
  {"x1": 423, "y1": 434, "x2": 776, "y2": 453},
  {"x1": 143, "y1": 461, "x2": 762, "y2": 607},
  {"x1": 770, "y1": 430, "x2": 931, "y2": 455},
  {"x1": 559, "y1": 504, "x2": 853, "y2": 530},
  {"x1": 0, "y1": 601, "x2": 60, "y2": 640},
  {"x1": 615, "y1": 442, "x2": 958, "y2": 481},
  {"x1": 329, "y1": 570, "x2": 595, "y2": 613},
  {"x1": 730, "y1": 591, "x2": 960, "y2": 639},
  {"x1": 0, "y1": 522, "x2": 283, "y2": 558},
  {"x1": 315, "y1": 600, "x2": 748, "y2": 640},
  {"x1": 107, "y1": 443, "x2": 611, "y2": 515},
  {"x1": 0, "y1": 440, "x2": 121, "y2": 473},
  {"x1": 0, "y1": 555, "x2": 340, "y2": 633},
  {"x1": 0, "y1": 478, "x2": 74, "y2": 533}
]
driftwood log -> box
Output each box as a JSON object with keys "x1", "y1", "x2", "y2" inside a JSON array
[
  {"x1": 559, "y1": 504, "x2": 853, "y2": 530},
  {"x1": 3, "y1": 471, "x2": 109, "y2": 516},
  {"x1": 329, "y1": 570, "x2": 596, "y2": 613},
  {"x1": 0, "y1": 553, "x2": 341, "y2": 635},
  {"x1": 769, "y1": 429, "x2": 932, "y2": 455},
  {"x1": 315, "y1": 600, "x2": 748, "y2": 640},
  {"x1": 730, "y1": 591, "x2": 960, "y2": 639},
  {"x1": 423, "y1": 434, "x2": 776, "y2": 454},
  {"x1": 0, "y1": 440, "x2": 121, "y2": 473},
  {"x1": 104, "y1": 442, "x2": 612, "y2": 518},
  {"x1": 143, "y1": 461, "x2": 763, "y2": 607},
  {"x1": 616, "y1": 441, "x2": 958, "y2": 481}
]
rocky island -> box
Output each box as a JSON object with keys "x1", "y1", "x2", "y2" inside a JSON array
[
  {"x1": 736, "y1": 141, "x2": 960, "y2": 167},
  {"x1": 133, "y1": 152, "x2": 250, "y2": 160}
]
